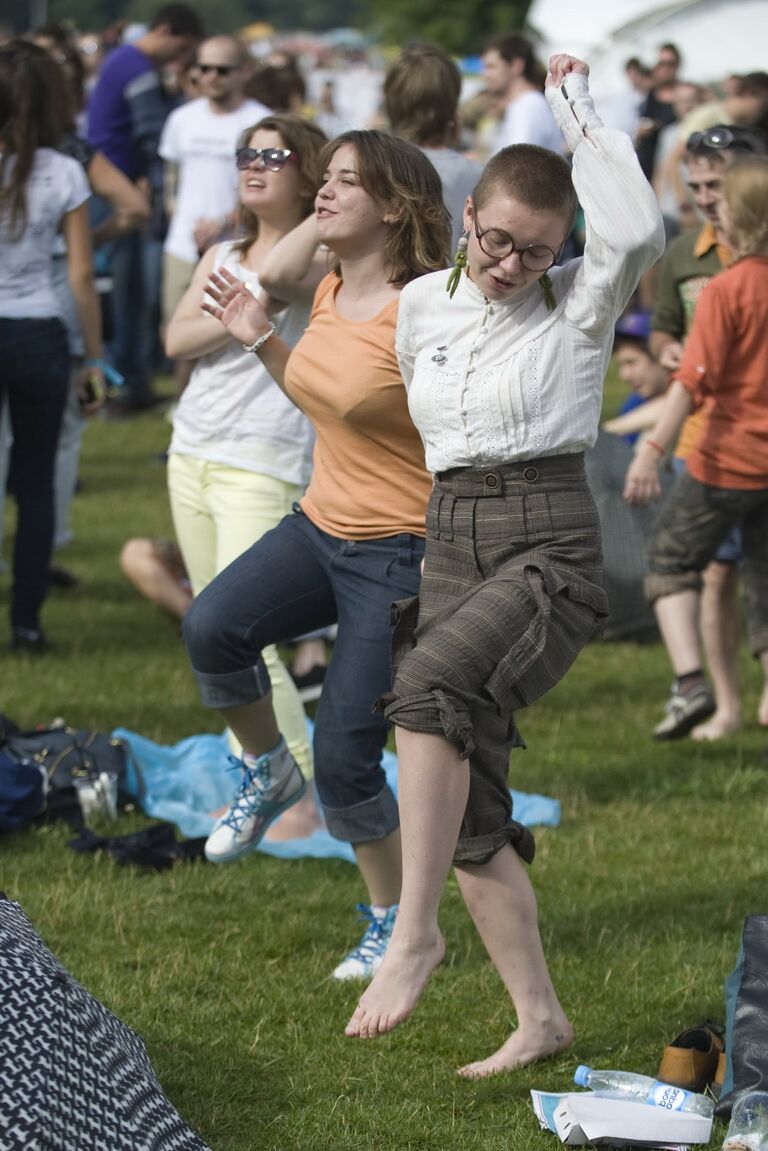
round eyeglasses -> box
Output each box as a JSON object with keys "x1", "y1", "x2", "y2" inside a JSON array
[
  {"x1": 472, "y1": 211, "x2": 559, "y2": 272},
  {"x1": 235, "y1": 147, "x2": 298, "y2": 172}
]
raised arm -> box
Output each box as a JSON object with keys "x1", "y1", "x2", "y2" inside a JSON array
[
  {"x1": 257, "y1": 213, "x2": 329, "y2": 305},
  {"x1": 545, "y1": 57, "x2": 666, "y2": 334}
]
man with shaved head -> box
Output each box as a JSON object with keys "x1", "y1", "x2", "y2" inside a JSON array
[{"x1": 159, "y1": 34, "x2": 269, "y2": 373}]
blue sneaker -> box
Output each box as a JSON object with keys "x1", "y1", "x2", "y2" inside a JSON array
[
  {"x1": 332, "y1": 903, "x2": 398, "y2": 980},
  {"x1": 205, "y1": 745, "x2": 306, "y2": 864}
]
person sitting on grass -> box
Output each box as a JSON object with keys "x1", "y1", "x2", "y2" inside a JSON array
[
  {"x1": 603, "y1": 312, "x2": 669, "y2": 445},
  {"x1": 343, "y1": 53, "x2": 664, "y2": 1077}
]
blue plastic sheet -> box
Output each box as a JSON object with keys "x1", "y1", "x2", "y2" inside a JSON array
[{"x1": 114, "y1": 723, "x2": 560, "y2": 863}]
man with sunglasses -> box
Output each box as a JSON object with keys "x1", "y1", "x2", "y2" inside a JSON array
[
  {"x1": 645, "y1": 124, "x2": 766, "y2": 740},
  {"x1": 159, "y1": 35, "x2": 268, "y2": 387}
]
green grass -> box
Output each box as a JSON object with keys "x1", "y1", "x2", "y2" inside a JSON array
[{"x1": 2, "y1": 402, "x2": 765, "y2": 1149}]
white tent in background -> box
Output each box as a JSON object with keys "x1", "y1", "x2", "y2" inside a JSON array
[{"x1": 527, "y1": 0, "x2": 768, "y2": 92}]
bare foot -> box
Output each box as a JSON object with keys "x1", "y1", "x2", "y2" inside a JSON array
[
  {"x1": 345, "y1": 930, "x2": 445, "y2": 1038},
  {"x1": 264, "y1": 787, "x2": 323, "y2": 842},
  {"x1": 759, "y1": 685, "x2": 768, "y2": 728},
  {"x1": 456, "y1": 1016, "x2": 575, "y2": 1079},
  {"x1": 691, "y1": 711, "x2": 741, "y2": 741}
]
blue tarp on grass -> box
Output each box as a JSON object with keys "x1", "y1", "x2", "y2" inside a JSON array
[{"x1": 114, "y1": 724, "x2": 560, "y2": 862}]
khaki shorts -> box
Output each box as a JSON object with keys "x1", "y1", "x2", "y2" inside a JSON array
[{"x1": 162, "y1": 252, "x2": 197, "y2": 327}]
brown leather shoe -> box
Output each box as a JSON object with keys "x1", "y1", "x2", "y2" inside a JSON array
[
  {"x1": 657, "y1": 1024, "x2": 724, "y2": 1093},
  {"x1": 710, "y1": 1051, "x2": 727, "y2": 1100}
]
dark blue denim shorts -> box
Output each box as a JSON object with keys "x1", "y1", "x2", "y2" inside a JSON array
[{"x1": 183, "y1": 506, "x2": 425, "y2": 842}]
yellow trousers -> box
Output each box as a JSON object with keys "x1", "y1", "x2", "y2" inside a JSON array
[{"x1": 168, "y1": 452, "x2": 313, "y2": 778}]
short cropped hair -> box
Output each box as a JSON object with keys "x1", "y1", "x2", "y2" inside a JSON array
[
  {"x1": 384, "y1": 46, "x2": 461, "y2": 147},
  {"x1": 723, "y1": 156, "x2": 768, "y2": 259},
  {"x1": 149, "y1": 4, "x2": 204, "y2": 38},
  {"x1": 319, "y1": 129, "x2": 450, "y2": 286},
  {"x1": 473, "y1": 144, "x2": 578, "y2": 230}
]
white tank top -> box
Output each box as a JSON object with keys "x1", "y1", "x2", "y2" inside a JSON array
[{"x1": 170, "y1": 241, "x2": 314, "y2": 485}]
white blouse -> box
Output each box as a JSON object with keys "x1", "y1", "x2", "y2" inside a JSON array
[{"x1": 396, "y1": 73, "x2": 666, "y2": 475}]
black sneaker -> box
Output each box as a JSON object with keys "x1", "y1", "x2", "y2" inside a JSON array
[{"x1": 11, "y1": 627, "x2": 49, "y2": 654}]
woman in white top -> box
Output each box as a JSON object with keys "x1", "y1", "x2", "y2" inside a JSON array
[
  {"x1": 165, "y1": 114, "x2": 328, "y2": 837},
  {"x1": 0, "y1": 41, "x2": 104, "y2": 652},
  {"x1": 345, "y1": 55, "x2": 665, "y2": 1075}
]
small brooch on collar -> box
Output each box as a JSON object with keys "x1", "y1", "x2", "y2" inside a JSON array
[{"x1": 431, "y1": 346, "x2": 448, "y2": 363}]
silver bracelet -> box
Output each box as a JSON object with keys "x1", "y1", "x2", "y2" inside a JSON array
[{"x1": 242, "y1": 322, "x2": 276, "y2": 354}]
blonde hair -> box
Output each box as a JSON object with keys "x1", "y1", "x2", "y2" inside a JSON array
[
  {"x1": 723, "y1": 156, "x2": 768, "y2": 259},
  {"x1": 319, "y1": 130, "x2": 450, "y2": 287}
]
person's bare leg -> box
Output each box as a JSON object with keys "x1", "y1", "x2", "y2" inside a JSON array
[
  {"x1": 354, "y1": 829, "x2": 402, "y2": 907},
  {"x1": 454, "y1": 846, "x2": 573, "y2": 1078},
  {"x1": 292, "y1": 637, "x2": 327, "y2": 677},
  {"x1": 654, "y1": 589, "x2": 702, "y2": 676},
  {"x1": 692, "y1": 562, "x2": 742, "y2": 740},
  {"x1": 119, "y1": 538, "x2": 192, "y2": 620},
  {"x1": 758, "y1": 651, "x2": 768, "y2": 727},
  {"x1": 223, "y1": 698, "x2": 281, "y2": 755},
  {"x1": 345, "y1": 728, "x2": 468, "y2": 1038}
]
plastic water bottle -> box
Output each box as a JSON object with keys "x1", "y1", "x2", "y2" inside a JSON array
[
  {"x1": 723, "y1": 1090, "x2": 768, "y2": 1150},
  {"x1": 574, "y1": 1065, "x2": 714, "y2": 1117}
]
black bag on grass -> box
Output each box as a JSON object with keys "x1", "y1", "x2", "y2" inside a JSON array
[{"x1": 716, "y1": 915, "x2": 768, "y2": 1117}]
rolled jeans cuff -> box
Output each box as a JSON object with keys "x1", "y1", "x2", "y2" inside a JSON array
[
  {"x1": 195, "y1": 660, "x2": 271, "y2": 709},
  {"x1": 322, "y1": 784, "x2": 399, "y2": 844}
]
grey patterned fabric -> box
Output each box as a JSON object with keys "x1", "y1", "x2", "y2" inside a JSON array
[{"x1": 0, "y1": 895, "x2": 211, "y2": 1151}]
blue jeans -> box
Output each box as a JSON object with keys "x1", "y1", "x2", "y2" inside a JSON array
[
  {"x1": 0, "y1": 318, "x2": 69, "y2": 630},
  {"x1": 183, "y1": 507, "x2": 424, "y2": 842},
  {"x1": 106, "y1": 231, "x2": 156, "y2": 407}
]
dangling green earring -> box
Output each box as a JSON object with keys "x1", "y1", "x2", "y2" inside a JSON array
[
  {"x1": 446, "y1": 231, "x2": 469, "y2": 299},
  {"x1": 539, "y1": 272, "x2": 556, "y2": 312}
]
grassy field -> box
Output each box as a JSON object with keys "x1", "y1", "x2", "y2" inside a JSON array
[{"x1": 2, "y1": 402, "x2": 766, "y2": 1149}]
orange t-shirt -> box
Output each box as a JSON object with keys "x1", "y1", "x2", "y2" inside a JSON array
[
  {"x1": 283, "y1": 274, "x2": 432, "y2": 539},
  {"x1": 675, "y1": 224, "x2": 732, "y2": 461},
  {"x1": 677, "y1": 256, "x2": 768, "y2": 490}
]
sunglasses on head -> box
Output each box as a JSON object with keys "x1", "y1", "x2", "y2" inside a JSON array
[
  {"x1": 235, "y1": 147, "x2": 297, "y2": 171},
  {"x1": 198, "y1": 63, "x2": 235, "y2": 76},
  {"x1": 686, "y1": 126, "x2": 758, "y2": 154}
]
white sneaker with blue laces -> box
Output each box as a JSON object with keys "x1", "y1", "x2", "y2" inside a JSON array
[
  {"x1": 205, "y1": 741, "x2": 306, "y2": 864},
  {"x1": 332, "y1": 903, "x2": 398, "y2": 980}
]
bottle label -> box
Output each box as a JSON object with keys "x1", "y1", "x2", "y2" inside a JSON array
[{"x1": 650, "y1": 1083, "x2": 688, "y2": 1111}]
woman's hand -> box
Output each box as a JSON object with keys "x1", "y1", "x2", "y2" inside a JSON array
[
  {"x1": 202, "y1": 266, "x2": 271, "y2": 346},
  {"x1": 623, "y1": 442, "x2": 663, "y2": 505},
  {"x1": 75, "y1": 363, "x2": 106, "y2": 416},
  {"x1": 547, "y1": 54, "x2": 589, "y2": 87}
]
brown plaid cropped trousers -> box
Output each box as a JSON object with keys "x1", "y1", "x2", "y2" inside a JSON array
[{"x1": 379, "y1": 454, "x2": 607, "y2": 866}]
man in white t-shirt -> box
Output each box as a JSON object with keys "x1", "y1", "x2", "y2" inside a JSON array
[
  {"x1": 159, "y1": 35, "x2": 269, "y2": 334},
  {"x1": 482, "y1": 33, "x2": 563, "y2": 156}
]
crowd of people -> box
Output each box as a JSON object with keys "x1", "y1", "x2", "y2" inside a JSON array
[{"x1": 1, "y1": 5, "x2": 767, "y2": 1075}]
